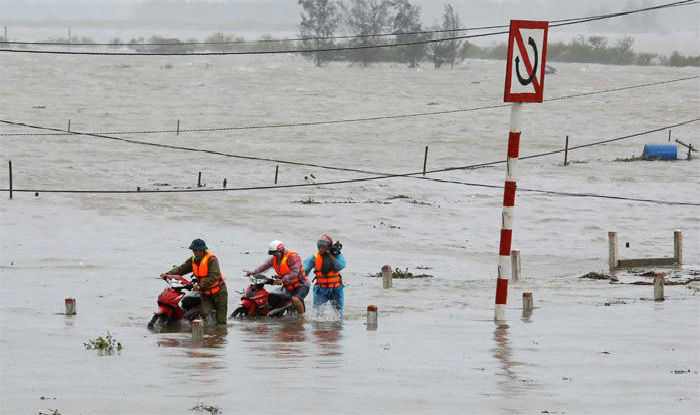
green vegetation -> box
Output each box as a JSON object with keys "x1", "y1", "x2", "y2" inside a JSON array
[
  {"x1": 84, "y1": 332, "x2": 123, "y2": 354},
  {"x1": 24, "y1": 0, "x2": 697, "y2": 68},
  {"x1": 465, "y1": 35, "x2": 699, "y2": 67}
]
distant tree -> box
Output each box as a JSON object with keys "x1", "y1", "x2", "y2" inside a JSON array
[
  {"x1": 635, "y1": 52, "x2": 656, "y2": 66},
  {"x1": 299, "y1": 0, "x2": 341, "y2": 66},
  {"x1": 204, "y1": 32, "x2": 236, "y2": 52},
  {"x1": 108, "y1": 38, "x2": 122, "y2": 49},
  {"x1": 343, "y1": 0, "x2": 391, "y2": 66},
  {"x1": 430, "y1": 4, "x2": 462, "y2": 69},
  {"x1": 668, "y1": 50, "x2": 700, "y2": 67},
  {"x1": 587, "y1": 35, "x2": 607, "y2": 51},
  {"x1": 611, "y1": 35, "x2": 635, "y2": 65},
  {"x1": 390, "y1": 0, "x2": 426, "y2": 67}
]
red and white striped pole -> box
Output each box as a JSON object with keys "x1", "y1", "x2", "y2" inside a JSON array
[{"x1": 495, "y1": 102, "x2": 522, "y2": 321}]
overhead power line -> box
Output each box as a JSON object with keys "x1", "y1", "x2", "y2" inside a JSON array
[
  {"x1": 1, "y1": 117, "x2": 698, "y2": 208},
  {"x1": 3, "y1": 1, "x2": 694, "y2": 47},
  {"x1": 2, "y1": 75, "x2": 696, "y2": 137},
  {"x1": 0, "y1": 0, "x2": 696, "y2": 55}
]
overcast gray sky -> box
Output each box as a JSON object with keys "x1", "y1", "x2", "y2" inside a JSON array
[{"x1": 1, "y1": 0, "x2": 697, "y2": 53}]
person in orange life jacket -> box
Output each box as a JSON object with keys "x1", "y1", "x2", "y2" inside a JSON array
[
  {"x1": 245, "y1": 240, "x2": 309, "y2": 315},
  {"x1": 303, "y1": 234, "x2": 346, "y2": 315},
  {"x1": 161, "y1": 238, "x2": 228, "y2": 325}
]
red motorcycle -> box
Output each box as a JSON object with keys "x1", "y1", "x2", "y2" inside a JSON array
[
  {"x1": 147, "y1": 274, "x2": 206, "y2": 329},
  {"x1": 229, "y1": 274, "x2": 302, "y2": 318}
]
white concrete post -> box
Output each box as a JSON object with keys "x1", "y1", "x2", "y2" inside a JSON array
[
  {"x1": 191, "y1": 319, "x2": 204, "y2": 342},
  {"x1": 654, "y1": 275, "x2": 665, "y2": 301},
  {"x1": 522, "y1": 292, "x2": 533, "y2": 317},
  {"x1": 511, "y1": 250, "x2": 521, "y2": 282},
  {"x1": 366, "y1": 305, "x2": 378, "y2": 330},
  {"x1": 381, "y1": 265, "x2": 392, "y2": 289},
  {"x1": 674, "y1": 230, "x2": 682, "y2": 266},
  {"x1": 64, "y1": 298, "x2": 76, "y2": 315}
]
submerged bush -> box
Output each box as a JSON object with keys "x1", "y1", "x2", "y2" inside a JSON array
[{"x1": 84, "y1": 332, "x2": 123, "y2": 354}]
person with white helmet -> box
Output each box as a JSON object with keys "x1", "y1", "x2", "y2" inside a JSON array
[{"x1": 245, "y1": 240, "x2": 309, "y2": 314}]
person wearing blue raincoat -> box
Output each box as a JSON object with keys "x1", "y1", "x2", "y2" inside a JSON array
[{"x1": 304, "y1": 234, "x2": 346, "y2": 316}]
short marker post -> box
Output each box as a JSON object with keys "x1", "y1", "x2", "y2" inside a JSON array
[
  {"x1": 64, "y1": 298, "x2": 76, "y2": 315},
  {"x1": 366, "y1": 305, "x2": 378, "y2": 330},
  {"x1": 223, "y1": 178, "x2": 227, "y2": 188},
  {"x1": 674, "y1": 230, "x2": 682, "y2": 266},
  {"x1": 608, "y1": 232, "x2": 618, "y2": 274},
  {"x1": 653, "y1": 274, "x2": 664, "y2": 301},
  {"x1": 176, "y1": 119, "x2": 180, "y2": 135},
  {"x1": 564, "y1": 135, "x2": 569, "y2": 166},
  {"x1": 191, "y1": 319, "x2": 203, "y2": 342},
  {"x1": 381, "y1": 264, "x2": 392, "y2": 289},
  {"x1": 274, "y1": 165, "x2": 279, "y2": 184},
  {"x1": 197, "y1": 171, "x2": 202, "y2": 188},
  {"x1": 423, "y1": 146, "x2": 429, "y2": 176},
  {"x1": 522, "y1": 292, "x2": 533, "y2": 317},
  {"x1": 511, "y1": 249, "x2": 521, "y2": 282},
  {"x1": 67, "y1": 119, "x2": 71, "y2": 133}
]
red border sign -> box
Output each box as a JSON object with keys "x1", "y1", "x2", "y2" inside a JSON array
[{"x1": 504, "y1": 20, "x2": 549, "y2": 103}]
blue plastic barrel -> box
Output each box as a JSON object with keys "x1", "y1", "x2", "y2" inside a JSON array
[{"x1": 642, "y1": 144, "x2": 677, "y2": 160}]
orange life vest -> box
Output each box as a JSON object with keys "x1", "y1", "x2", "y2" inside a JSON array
[
  {"x1": 273, "y1": 251, "x2": 306, "y2": 291},
  {"x1": 192, "y1": 252, "x2": 225, "y2": 295},
  {"x1": 314, "y1": 252, "x2": 342, "y2": 288}
]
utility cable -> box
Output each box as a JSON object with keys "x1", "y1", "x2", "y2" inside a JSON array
[
  {"x1": 0, "y1": 1, "x2": 695, "y2": 55},
  {"x1": 2, "y1": 75, "x2": 696, "y2": 137}
]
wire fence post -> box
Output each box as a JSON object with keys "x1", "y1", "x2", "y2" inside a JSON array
[
  {"x1": 564, "y1": 135, "x2": 569, "y2": 166},
  {"x1": 223, "y1": 178, "x2": 227, "y2": 188},
  {"x1": 67, "y1": 119, "x2": 71, "y2": 132},
  {"x1": 274, "y1": 165, "x2": 279, "y2": 184},
  {"x1": 176, "y1": 119, "x2": 180, "y2": 135},
  {"x1": 8, "y1": 160, "x2": 13, "y2": 200},
  {"x1": 423, "y1": 146, "x2": 429, "y2": 176},
  {"x1": 197, "y1": 171, "x2": 202, "y2": 187},
  {"x1": 668, "y1": 129, "x2": 671, "y2": 142}
]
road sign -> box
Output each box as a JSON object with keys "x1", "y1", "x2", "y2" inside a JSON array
[{"x1": 504, "y1": 20, "x2": 549, "y2": 103}]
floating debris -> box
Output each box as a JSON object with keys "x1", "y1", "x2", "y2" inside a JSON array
[
  {"x1": 579, "y1": 272, "x2": 617, "y2": 281},
  {"x1": 84, "y1": 332, "x2": 123, "y2": 354},
  {"x1": 604, "y1": 299, "x2": 628, "y2": 306},
  {"x1": 368, "y1": 268, "x2": 433, "y2": 279},
  {"x1": 191, "y1": 402, "x2": 221, "y2": 415}
]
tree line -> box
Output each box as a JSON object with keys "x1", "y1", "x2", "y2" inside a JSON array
[{"x1": 6, "y1": 0, "x2": 697, "y2": 68}]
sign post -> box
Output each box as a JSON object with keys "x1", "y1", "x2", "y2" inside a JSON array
[{"x1": 495, "y1": 20, "x2": 548, "y2": 322}]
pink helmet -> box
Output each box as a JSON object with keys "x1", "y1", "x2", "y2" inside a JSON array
[{"x1": 317, "y1": 234, "x2": 333, "y2": 248}]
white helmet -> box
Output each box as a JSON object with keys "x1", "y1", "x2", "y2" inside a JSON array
[{"x1": 268, "y1": 240, "x2": 285, "y2": 255}]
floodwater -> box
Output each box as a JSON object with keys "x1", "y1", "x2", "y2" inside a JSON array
[{"x1": 0, "y1": 53, "x2": 699, "y2": 414}]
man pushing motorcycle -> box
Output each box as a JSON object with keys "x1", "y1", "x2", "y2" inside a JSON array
[
  {"x1": 161, "y1": 238, "x2": 228, "y2": 326},
  {"x1": 245, "y1": 240, "x2": 309, "y2": 315}
]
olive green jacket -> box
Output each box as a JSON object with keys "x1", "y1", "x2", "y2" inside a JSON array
[{"x1": 166, "y1": 254, "x2": 226, "y2": 293}]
